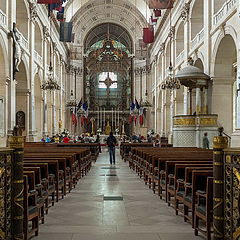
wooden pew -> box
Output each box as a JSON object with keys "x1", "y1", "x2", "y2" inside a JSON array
[
  {"x1": 23, "y1": 174, "x2": 39, "y2": 240},
  {"x1": 24, "y1": 167, "x2": 45, "y2": 224},
  {"x1": 183, "y1": 169, "x2": 213, "y2": 227},
  {"x1": 194, "y1": 177, "x2": 213, "y2": 240}
]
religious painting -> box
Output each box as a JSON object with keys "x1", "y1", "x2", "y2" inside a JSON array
[{"x1": 16, "y1": 111, "x2": 25, "y2": 130}]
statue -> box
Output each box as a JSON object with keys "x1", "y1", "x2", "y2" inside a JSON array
[
  {"x1": 105, "y1": 120, "x2": 111, "y2": 135},
  {"x1": 12, "y1": 23, "x2": 22, "y2": 74}
]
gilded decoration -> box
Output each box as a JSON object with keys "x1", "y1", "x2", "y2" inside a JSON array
[
  {"x1": 224, "y1": 153, "x2": 240, "y2": 239},
  {"x1": 7, "y1": 136, "x2": 25, "y2": 149},
  {"x1": 173, "y1": 118, "x2": 196, "y2": 126},
  {"x1": 198, "y1": 117, "x2": 217, "y2": 126},
  {"x1": 213, "y1": 136, "x2": 228, "y2": 149}
]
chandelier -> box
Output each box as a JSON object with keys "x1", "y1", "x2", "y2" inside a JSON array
[
  {"x1": 161, "y1": 64, "x2": 181, "y2": 90},
  {"x1": 41, "y1": 66, "x2": 61, "y2": 91},
  {"x1": 141, "y1": 90, "x2": 152, "y2": 108},
  {"x1": 66, "y1": 90, "x2": 77, "y2": 108}
]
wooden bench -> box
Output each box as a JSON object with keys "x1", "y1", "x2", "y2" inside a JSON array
[{"x1": 23, "y1": 174, "x2": 39, "y2": 240}]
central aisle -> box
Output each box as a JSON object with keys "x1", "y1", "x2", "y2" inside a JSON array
[{"x1": 36, "y1": 149, "x2": 200, "y2": 240}]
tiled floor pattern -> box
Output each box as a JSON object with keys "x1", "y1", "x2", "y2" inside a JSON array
[{"x1": 35, "y1": 148, "x2": 203, "y2": 240}]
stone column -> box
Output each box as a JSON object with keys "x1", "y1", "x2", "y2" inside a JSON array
[
  {"x1": 202, "y1": 87, "x2": 208, "y2": 114},
  {"x1": 212, "y1": 128, "x2": 228, "y2": 240},
  {"x1": 52, "y1": 44, "x2": 57, "y2": 135},
  {"x1": 28, "y1": 3, "x2": 37, "y2": 141},
  {"x1": 196, "y1": 87, "x2": 202, "y2": 115},
  {"x1": 42, "y1": 27, "x2": 49, "y2": 136}
]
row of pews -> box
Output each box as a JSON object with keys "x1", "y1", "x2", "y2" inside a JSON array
[
  {"x1": 125, "y1": 145, "x2": 214, "y2": 240},
  {"x1": 22, "y1": 142, "x2": 93, "y2": 240}
]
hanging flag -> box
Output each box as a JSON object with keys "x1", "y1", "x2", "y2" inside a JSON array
[
  {"x1": 154, "y1": 9, "x2": 162, "y2": 17},
  {"x1": 150, "y1": 16, "x2": 158, "y2": 25},
  {"x1": 60, "y1": 22, "x2": 73, "y2": 42},
  {"x1": 57, "y1": 7, "x2": 65, "y2": 21},
  {"x1": 77, "y1": 98, "x2": 82, "y2": 111},
  {"x1": 134, "y1": 115, "x2": 138, "y2": 125},
  {"x1": 135, "y1": 99, "x2": 140, "y2": 110},
  {"x1": 72, "y1": 111, "x2": 77, "y2": 126},
  {"x1": 37, "y1": 0, "x2": 61, "y2": 4},
  {"x1": 148, "y1": 0, "x2": 174, "y2": 9},
  {"x1": 143, "y1": 27, "x2": 154, "y2": 44}
]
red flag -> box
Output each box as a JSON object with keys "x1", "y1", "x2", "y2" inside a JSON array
[
  {"x1": 81, "y1": 116, "x2": 85, "y2": 126},
  {"x1": 129, "y1": 115, "x2": 133, "y2": 124},
  {"x1": 134, "y1": 116, "x2": 138, "y2": 125},
  {"x1": 139, "y1": 115, "x2": 144, "y2": 125},
  {"x1": 72, "y1": 112, "x2": 77, "y2": 126},
  {"x1": 154, "y1": 9, "x2": 162, "y2": 17},
  {"x1": 143, "y1": 27, "x2": 154, "y2": 44},
  {"x1": 149, "y1": 0, "x2": 174, "y2": 9},
  {"x1": 37, "y1": 0, "x2": 61, "y2": 3}
]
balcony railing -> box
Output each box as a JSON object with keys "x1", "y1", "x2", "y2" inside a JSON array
[
  {"x1": 34, "y1": 50, "x2": 43, "y2": 66},
  {"x1": 191, "y1": 28, "x2": 204, "y2": 50},
  {"x1": 0, "y1": 9, "x2": 6, "y2": 28},
  {"x1": 176, "y1": 50, "x2": 185, "y2": 65},
  {"x1": 16, "y1": 29, "x2": 29, "y2": 51},
  {"x1": 213, "y1": 0, "x2": 237, "y2": 26}
]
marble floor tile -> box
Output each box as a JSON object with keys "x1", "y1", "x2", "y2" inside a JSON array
[{"x1": 35, "y1": 149, "x2": 203, "y2": 240}]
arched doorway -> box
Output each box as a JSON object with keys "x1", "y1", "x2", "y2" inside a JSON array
[
  {"x1": 34, "y1": 73, "x2": 43, "y2": 140},
  {"x1": 0, "y1": 42, "x2": 7, "y2": 146},
  {"x1": 190, "y1": 0, "x2": 204, "y2": 41},
  {"x1": 83, "y1": 23, "x2": 133, "y2": 134},
  {"x1": 16, "y1": 61, "x2": 29, "y2": 136},
  {"x1": 212, "y1": 34, "x2": 237, "y2": 136}
]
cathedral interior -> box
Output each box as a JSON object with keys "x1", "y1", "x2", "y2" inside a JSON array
[{"x1": 0, "y1": 0, "x2": 240, "y2": 240}]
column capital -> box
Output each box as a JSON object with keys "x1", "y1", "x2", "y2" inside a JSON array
[
  {"x1": 43, "y1": 26, "x2": 50, "y2": 41},
  {"x1": 28, "y1": 1, "x2": 38, "y2": 22},
  {"x1": 180, "y1": 3, "x2": 190, "y2": 23}
]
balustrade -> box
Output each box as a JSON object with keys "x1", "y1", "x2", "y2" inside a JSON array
[
  {"x1": 191, "y1": 28, "x2": 204, "y2": 50},
  {"x1": 213, "y1": 0, "x2": 237, "y2": 26},
  {"x1": 0, "y1": 9, "x2": 6, "y2": 28}
]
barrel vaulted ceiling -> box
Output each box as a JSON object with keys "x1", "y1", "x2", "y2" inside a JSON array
[{"x1": 65, "y1": 0, "x2": 150, "y2": 46}]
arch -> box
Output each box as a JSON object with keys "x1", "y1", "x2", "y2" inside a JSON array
[
  {"x1": 190, "y1": 0, "x2": 204, "y2": 40},
  {"x1": 194, "y1": 58, "x2": 204, "y2": 71},
  {"x1": 16, "y1": 0, "x2": 29, "y2": 39},
  {"x1": 35, "y1": 21, "x2": 43, "y2": 56},
  {"x1": 213, "y1": 0, "x2": 225, "y2": 14},
  {"x1": 212, "y1": 34, "x2": 237, "y2": 136},
  {"x1": 0, "y1": 0, "x2": 6, "y2": 12},
  {"x1": 16, "y1": 61, "x2": 29, "y2": 136},
  {"x1": 0, "y1": 39, "x2": 7, "y2": 144},
  {"x1": 175, "y1": 21, "x2": 184, "y2": 57},
  {"x1": 34, "y1": 73, "x2": 43, "y2": 140}
]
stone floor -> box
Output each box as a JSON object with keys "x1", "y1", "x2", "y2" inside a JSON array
[{"x1": 35, "y1": 148, "x2": 204, "y2": 240}]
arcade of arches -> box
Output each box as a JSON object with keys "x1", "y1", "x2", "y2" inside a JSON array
[{"x1": 1, "y1": 0, "x2": 240, "y2": 240}]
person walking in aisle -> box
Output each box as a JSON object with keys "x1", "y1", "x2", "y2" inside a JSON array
[{"x1": 107, "y1": 132, "x2": 117, "y2": 165}]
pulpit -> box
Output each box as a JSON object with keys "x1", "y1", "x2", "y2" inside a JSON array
[{"x1": 173, "y1": 114, "x2": 218, "y2": 148}]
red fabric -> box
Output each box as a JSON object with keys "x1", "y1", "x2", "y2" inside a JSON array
[
  {"x1": 149, "y1": 0, "x2": 174, "y2": 9},
  {"x1": 72, "y1": 113, "x2": 77, "y2": 126},
  {"x1": 63, "y1": 137, "x2": 70, "y2": 143},
  {"x1": 81, "y1": 116, "x2": 85, "y2": 126},
  {"x1": 143, "y1": 27, "x2": 154, "y2": 44},
  {"x1": 139, "y1": 115, "x2": 144, "y2": 125},
  {"x1": 154, "y1": 9, "x2": 162, "y2": 17},
  {"x1": 37, "y1": 0, "x2": 61, "y2": 3},
  {"x1": 134, "y1": 116, "x2": 138, "y2": 125},
  {"x1": 129, "y1": 115, "x2": 133, "y2": 124}
]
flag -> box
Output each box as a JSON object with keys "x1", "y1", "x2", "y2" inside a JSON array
[
  {"x1": 60, "y1": 22, "x2": 73, "y2": 42},
  {"x1": 129, "y1": 115, "x2": 133, "y2": 124},
  {"x1": 154, "y1": 9, "x2": 162, "y2": 17},
  {"x1": 130, "y1": 102, "x2": 135, "y2": 111},
  {"x1": 72, "y1": 111, "x2": 77, "y2": 126},
  {"x1": 37, "y1": 0, "x2": 61, "y2": 4},
  {"x1": 57, "y1": 6, "x2": 65, "y2": 21},
  {"x1": 134, "y1": 115, "x2": 138, "y2": 125},
  {"x1": 139, "y1": 105, "x2": 144, "y2": 125},
  {"x1": 80, "y1": 115, "x2": 85, "y2": 126},
  {"x1": 77, "y1": 98, "x2": 82, "y2": 111},
  {"x1": 143, "y1": 27, "x2": 154, "y2": 44},
  {"x1": 135, "y1": 99, "x2": 140, "y2": 110},
  {"x1": 150, "y1": 16, "x2": 158, "y2": 25},
  {"x1": 148, "y1": 0, "x2": 174, "y2": 9}
]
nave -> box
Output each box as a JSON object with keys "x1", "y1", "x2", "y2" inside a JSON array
[{"x1": 35, "y1": 149, "x2": 199, "y2": 240}]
